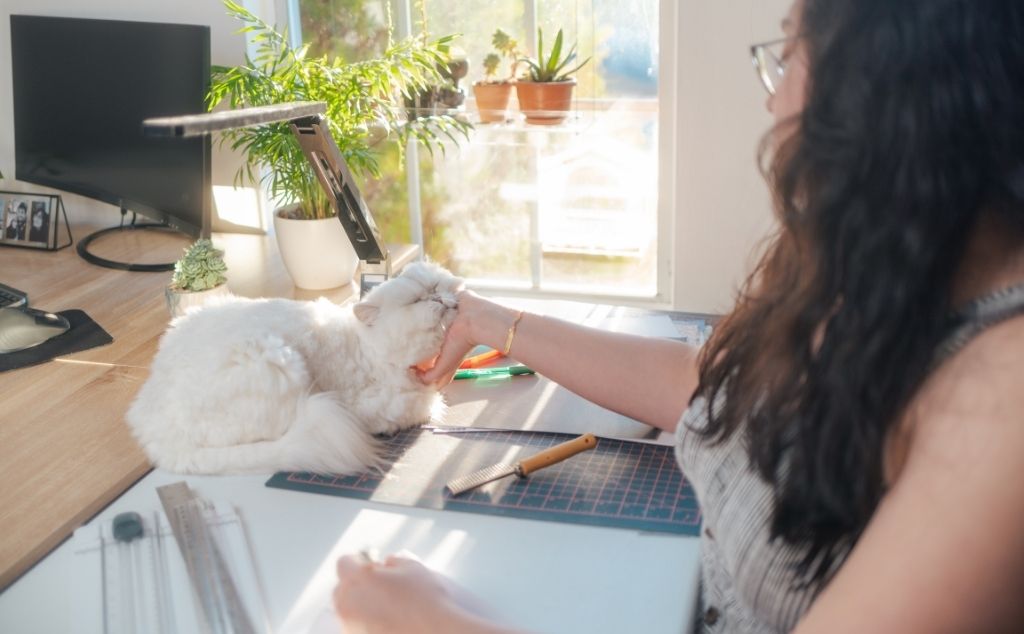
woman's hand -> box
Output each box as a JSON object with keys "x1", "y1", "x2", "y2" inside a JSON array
[
  {"x1": 333, "y1": 552, "x2": 513, "y2": 634},
  {"x1": 418, "y1": 290, "x2": 521, "y2": 387},
  {"x1": 419, "y1": 288, "x2": 697, "y2": 431}
]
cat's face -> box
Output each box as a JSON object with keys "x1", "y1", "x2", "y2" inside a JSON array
[{"x1": 353, "y1": 261, "x2": 463, "y2": 366}]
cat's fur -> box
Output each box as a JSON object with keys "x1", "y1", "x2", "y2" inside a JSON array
[{"x1": 126, "y1": 261, "x2": 462, "y2": 475}]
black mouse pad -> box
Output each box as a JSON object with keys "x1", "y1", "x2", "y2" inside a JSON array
[{"x1": 0, "y1": 309, "x2": 114, "y2": 373}]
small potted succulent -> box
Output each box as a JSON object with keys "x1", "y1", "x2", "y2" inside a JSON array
[
  {"x1": 515, "y1": 28, "x2": 589, "y2": 125},
  {"x1": 472, "y1": 29, "x2": 522, "y2": 123},
  {"x1": 165, "y1": 239, "x2": 231, "y2": 319}
]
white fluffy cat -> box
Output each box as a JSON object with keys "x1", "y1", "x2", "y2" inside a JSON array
[{"x1": 126, "y1": 261, "x2": 462, "y2": 475}]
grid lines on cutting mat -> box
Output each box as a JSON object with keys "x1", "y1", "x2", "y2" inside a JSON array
[{"x1": 266, "y1": 429, "x2": 701, "y2": 536}]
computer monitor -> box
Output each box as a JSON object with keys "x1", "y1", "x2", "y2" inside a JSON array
[{"x1": 11, "y1": 14, "x2": 211, "y2": 270}]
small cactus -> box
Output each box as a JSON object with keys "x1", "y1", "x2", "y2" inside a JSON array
[{"x1": 171, "y1": 239, "x2": 227, "y2": 291}]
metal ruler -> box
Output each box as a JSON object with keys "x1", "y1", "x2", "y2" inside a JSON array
[{"x1": 157, "y1": 482, "x2": 257, "y2": 634}]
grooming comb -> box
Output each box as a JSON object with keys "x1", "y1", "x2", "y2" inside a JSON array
[{"x1": 445, "y1": 433, "x2": 597, "y2": 495}]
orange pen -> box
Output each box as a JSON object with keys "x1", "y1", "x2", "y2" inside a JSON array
[{"x1": 458, "y1": 348, "x2": 503, "y2": 369}]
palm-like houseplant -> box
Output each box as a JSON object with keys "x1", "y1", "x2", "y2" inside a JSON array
[
  {"x1": 516, "y1": 27, "x2": 589, "y2": 125},
  {"x1": 208, "y1": 0, "x2": 470, "y2": 289}
]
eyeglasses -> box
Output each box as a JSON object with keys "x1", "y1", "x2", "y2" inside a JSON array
[{"x1": 750, "y1": 38, "x2": 789, "y2": 96}]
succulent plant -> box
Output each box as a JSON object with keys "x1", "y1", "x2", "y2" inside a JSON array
[
  {"x1": 480, "y1": 28, "x2": 522, "y2": 83},
  {"x1": 171, "y1": 239, "x2": 228, "y2": 292},
  {"x1": 482, "y1": 52, "x2": 502, "y2": 79}
]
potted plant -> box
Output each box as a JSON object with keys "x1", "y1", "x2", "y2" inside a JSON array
[
  {"x1": 209, "y1": 0, "x2": 469, "y2": 290},
  {"x1": 407, "y1": 48, "x2": 470, "y2": 120},
  {"x1": 165, "y1": 239, "x2": 231, "y2": 318},
  {"x1": 472, "y1": 29, "x2": 522, "y2": 123},
  {"x1": 515, "y1": 28, "x2": 590, "y2": 125}
]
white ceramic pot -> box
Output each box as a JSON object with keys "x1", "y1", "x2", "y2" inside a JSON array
[
  {"x1": 165, "y1": 284, "x2": 232, "y2": 319},
  {"x1": 273, "y1": 208, "x2": 359, "y2": 290}
]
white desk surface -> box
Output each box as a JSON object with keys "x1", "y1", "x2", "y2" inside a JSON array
[
  {"x1": 0, "y1": 468, "x2": 700, "y2": 633},
  {"x1": 0, "y1": 298, "x2": 704, "y2": 633}
]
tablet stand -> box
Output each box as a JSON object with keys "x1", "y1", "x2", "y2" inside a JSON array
[{"x1": 143, "y1": 102, "x2": 390, "y2": 295}]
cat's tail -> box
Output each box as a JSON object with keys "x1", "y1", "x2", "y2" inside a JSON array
[{"x1": 166, "y1": 391, "x2": 382, "y2": 475}]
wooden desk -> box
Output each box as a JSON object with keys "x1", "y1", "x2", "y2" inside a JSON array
[{"x1": 0, "y1": 227, "x2": 416, "y2": 589}]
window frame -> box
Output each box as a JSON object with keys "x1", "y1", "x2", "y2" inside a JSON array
[{"x1": 281, "y1": 0, "x2": 677, "y2": 308}]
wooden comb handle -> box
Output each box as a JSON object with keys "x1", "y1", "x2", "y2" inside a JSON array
[{"x1": 518, "y1": 433, "x2": 597, "y2": 476}]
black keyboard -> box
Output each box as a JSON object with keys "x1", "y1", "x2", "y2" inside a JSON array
[{"x1": 0, "y1": 283, "x2": 28, "y2": 308}]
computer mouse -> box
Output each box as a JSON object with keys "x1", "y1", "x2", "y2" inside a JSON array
[{"x1": 0, "y1": 306, "x2": 72, "y2": 354}]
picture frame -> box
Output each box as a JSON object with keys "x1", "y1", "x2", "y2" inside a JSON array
[{"x1": 0, "y1": 191, "x2": 72, "y2": 252}]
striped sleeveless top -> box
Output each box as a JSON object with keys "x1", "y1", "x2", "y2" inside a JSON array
[{"x1": 674, "y1": 282, "x2": 1024, "y2": 633}]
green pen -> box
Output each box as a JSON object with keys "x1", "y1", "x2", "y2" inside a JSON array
[{"x1": 453, "y1": 364, "x2": 536, "y2": 380}]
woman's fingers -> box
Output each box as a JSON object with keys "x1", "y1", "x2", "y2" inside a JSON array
[
  {"x1": 419, "y1": 327, "x2": 474, "y2": 385},
  {"x1": 337, "y1": 553, "x2": 371, "y2": 575}
]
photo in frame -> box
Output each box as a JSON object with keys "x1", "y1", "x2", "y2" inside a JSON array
[{"x1": 0, "y1": 191, "x2": 72, "y2": 251}]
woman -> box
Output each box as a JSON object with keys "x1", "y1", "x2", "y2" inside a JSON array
[
  {"x1": 334, "y1": 0, "x2": 1024, "y2": 631},
  {"x1": 29, "y1": 204, "x2": 49, "y2": 243}
]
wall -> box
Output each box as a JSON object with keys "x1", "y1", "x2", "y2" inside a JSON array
[
  {"x1": 671, "y1": 0, "x2": 791, "y2": 313},
  {"x1": 0, "y1": 0, "x2": 271, "y2": 227}
]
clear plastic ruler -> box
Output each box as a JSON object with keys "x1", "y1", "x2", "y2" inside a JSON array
[
  {"x1": 98, "y1": 511, "x2": 178, "y2": 634},
  {"x1": 157, "y1": 482, "x2": 260, "y2": 634},
  {"x1": 74, "y1": 482, "x2": 268, "y2": 633}
]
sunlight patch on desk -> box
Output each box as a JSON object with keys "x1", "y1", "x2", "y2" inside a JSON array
[
  {"x1": 520, "y1": 380, "x2": 559, "y2": 431},
  {"x1": 277, "y1": 509, "x2": 473, "y2": 634},
  {"x1": 424, "y1": 529, "x2": 471, "y2": 570},
  {"x1": 446, "y1": 396, "x2": 488, "y2": 422},
  {"x1": 370, "y1": 433, "x2": 461, "y2": 505},
  {"x1": 278, "y1": 509, "x2": 417, "y2": 634},
  {"x1": 53, "y1": 358, "x2": 147, "y2": 369}
]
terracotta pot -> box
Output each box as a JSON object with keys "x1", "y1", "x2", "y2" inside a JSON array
[
  {"x1": 273, "y1": 205, "x2": 359, "y2": 290},
  {"x1": 515, "y1": 80, "x2": 576, "y2": 125},
  {"x1": 472, "y1": 82, "x2": 514, "y2": 123}
]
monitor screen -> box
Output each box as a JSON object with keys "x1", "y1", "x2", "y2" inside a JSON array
[{"x1": 11, "y1": 15, "x2": 211, "y2": 238}]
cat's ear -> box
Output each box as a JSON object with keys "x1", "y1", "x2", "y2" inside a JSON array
[{"x1": 353, "y1": 300, "x2": 380, "y2": 325}]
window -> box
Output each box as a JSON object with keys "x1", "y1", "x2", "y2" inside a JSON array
[{"x1": 294, "y1": 0, "x2": 667, "y2": 302}]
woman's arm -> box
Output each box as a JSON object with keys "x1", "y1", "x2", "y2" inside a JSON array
[
  {"x1": 793, "y1": 320, "x2": 1024, "y2": 633},
  {"x1": 420, "y1": 290, "x2": 701, "y2": 432}
]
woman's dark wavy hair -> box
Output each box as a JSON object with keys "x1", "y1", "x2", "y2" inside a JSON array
[{"x1": 694, "y1": 0, "x2": 1024, "y2": 586}]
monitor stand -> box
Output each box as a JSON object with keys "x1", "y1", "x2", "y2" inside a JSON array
[{"x1": 76, "y1": 209, "x2": 191, "y2": 272}]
